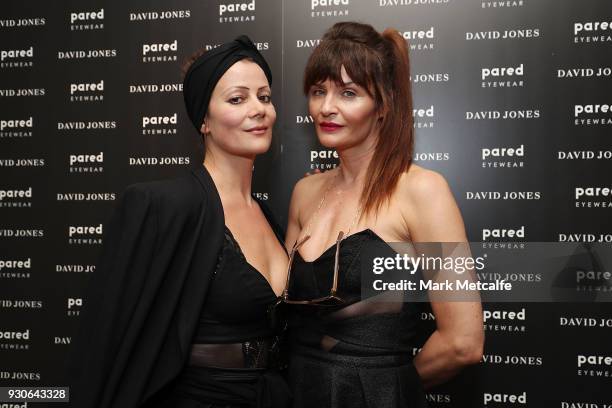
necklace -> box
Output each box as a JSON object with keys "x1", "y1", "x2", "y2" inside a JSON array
[{"x1": 300, "y1": 168, "x2": 363, "y2": 243}]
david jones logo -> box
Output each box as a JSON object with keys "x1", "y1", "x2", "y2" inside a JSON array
[
  {"x1": 129, "y1": 9, "x2": 191, "y2": 21},
  {"x1": 0, "y1": 17, "x2": 45, "y2": 28}
]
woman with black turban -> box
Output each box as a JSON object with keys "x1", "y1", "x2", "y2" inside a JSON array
[{"x1": 66, "y1": 36, "x2": 292, "y2": 408}]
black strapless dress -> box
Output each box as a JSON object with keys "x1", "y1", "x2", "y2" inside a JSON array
[
  {"x1": 286, "y1": 229, "x2": 428, "y2": 408},
  {"x1": 145, "y1": 226, "x2": 291, "y2": 408}
]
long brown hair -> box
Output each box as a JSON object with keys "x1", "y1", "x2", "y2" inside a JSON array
[{"x1": 304, "y1": 21, "x2": 414, "y2": 217}]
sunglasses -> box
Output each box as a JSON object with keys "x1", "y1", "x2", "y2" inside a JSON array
[{"x1": 267, "y1": 231, "x2": 346, "y2": 333}]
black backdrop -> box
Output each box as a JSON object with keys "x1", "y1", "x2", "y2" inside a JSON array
[{"x1": 1, "y1": 0, "x2": 612, "y2": 406}]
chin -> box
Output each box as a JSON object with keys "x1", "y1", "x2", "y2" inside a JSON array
[
  {"x1": 245, "y1": 138, "x2": 272, "y2": 156},
  {"x1": 316, "y1": 132, "x2": 347, "y2": 149}
]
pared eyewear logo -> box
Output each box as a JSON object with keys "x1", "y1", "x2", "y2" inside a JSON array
[
  {"x1": 483, "y1": 307, "x2": 527, "y2": 333},
  {"x1": 70, "y1": 80, "x2": 104, "y2": 102},
  {"x1": 481, "y1": 0, "x2": 524, "y2": 8},
  {"x1": 310, "y1": 149, "x2": 338, "y2": 170},
  {"x1": 401, "y1": 27, "x2": 435, "y2": 51},
  {"x1": 69, "y1": 8, "x2": 104, "y2": 30},
  {"x1": 483, "y1": 392, "x2": 527, "y2": 406},
  {"x1": 142, "y1": 40, "x2": 177, "y2": 63},
  {"x1": 67, "y1": 298, "x2": 82, "y2": 316},
  {"x1": 0, "y1": 117, "x2": 33, "y2": 139},
  {"x1": 0, "y1": 46, "x2": 34, "y2": 68},
  {"x1": 142, "y1": 113, "x2": 178, "y2": 135},
  {"x1": 68, "y1": 152, "x2": 104, "y2": 174},
  {"x1": 481, "y1": 63, "x2": 524, "y2": 88},
  {"x1": 574, "y1": 21, "x2": 612, "y2": 44},
  {"x1": 0, "y1": 188, "x2": 33, "y2": 208},
  {"x1": 0, "y1": 258, "x2": 31, "y2": 279},
  {"x1": 575, "y1": 186, "x2": 612, "y2": 209},
  {"x1": 67, "y1": 224, "x2": 103, "y2": 245},
  {"x1": 379, "y1": 0, "x2": 451, "y2": 7},
  {"x1": 311, "y1": 0, "x2": 349, "y2": 18},
  {"x1": 574, "y1": 104, "x2": 612, "y2": 126},
  {"x1": 0, "y1": 329, "x2": 31, "y2": 350},
  {"x1": 481, "y1": 144, "x2": 525, "y2": 168},
  {"x1": 482, "y1": 226, "x2": 526, "y2": 242},
  {"x1": 219, "y1": 0, "x2": 255, "y2": 23},
  {"x1": 413, "y1": 105, "x2": 435, "y2": 128},
  {"x1": 577, "y1": 355, "x2": 612, "y2": 378}
]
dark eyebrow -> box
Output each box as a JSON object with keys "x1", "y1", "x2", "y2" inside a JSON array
[{"x1": 224, "y1": 85, "x2": 270, "y2": 92}]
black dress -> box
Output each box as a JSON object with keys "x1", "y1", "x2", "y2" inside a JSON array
[
  {"x1": 66, "y1": 166, "x2": 290, "y2": 408},
  {"x1": 287, "y1": 229, "x2": 429, "y2": 408},
  {"x1": 147, "y1": 227, "x2": 291, "y2": 408}
]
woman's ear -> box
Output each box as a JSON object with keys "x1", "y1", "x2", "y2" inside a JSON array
[{"x1": 200, "y1": 117, "x2": 209, "y2": 135}]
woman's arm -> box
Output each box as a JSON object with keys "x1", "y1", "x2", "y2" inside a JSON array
[{"x1": 400, "y1": 168, "x2": 484, "y2": 389}]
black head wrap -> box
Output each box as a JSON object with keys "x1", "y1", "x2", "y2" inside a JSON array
[{"x1": 183, "y1": 35, "x2": 272, "y2": 132}]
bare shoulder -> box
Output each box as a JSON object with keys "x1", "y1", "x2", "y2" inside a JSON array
[
  {"x1": 396, "y1": 164, "x2": 466, "y2": 242},
  {"x1": 397, "y1": 163, "x2": 452, "y2": 205},
  {"x1": 291, "y1": 168, "x2": 337, "y2": 203}
]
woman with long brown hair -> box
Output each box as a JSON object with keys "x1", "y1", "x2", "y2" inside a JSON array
[{"x1": 283, "y1": 22, "x2": 484, "y2": 407}]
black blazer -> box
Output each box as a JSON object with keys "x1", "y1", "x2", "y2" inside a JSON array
[{"x1": 66, "y1": 165, "x2": 282, "y2": 408}]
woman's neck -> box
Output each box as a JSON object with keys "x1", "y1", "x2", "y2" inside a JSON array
[
  {"x1": 336, "y1": 134, "x2": 377, "y2": 187},
  {"x1": 203, "y1": 151, "x2": 254, "y2": 204}
]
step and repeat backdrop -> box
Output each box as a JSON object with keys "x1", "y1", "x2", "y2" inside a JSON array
[{"x1": 1, "y1": 0, "x2": 611, "y2": 406}]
